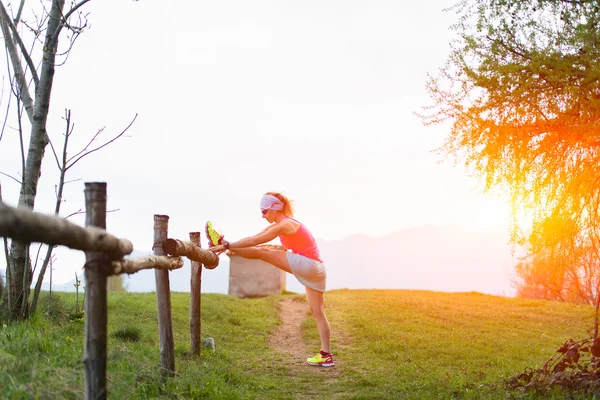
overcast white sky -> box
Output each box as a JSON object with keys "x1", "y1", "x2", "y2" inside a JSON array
[{"x1": 0, "y1": 0, "x2": 515, "y2": 285}]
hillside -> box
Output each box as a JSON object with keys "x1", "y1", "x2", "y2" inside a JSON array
[{"x1": 1, "y1": 290, "x2": 595, "y2": 399}]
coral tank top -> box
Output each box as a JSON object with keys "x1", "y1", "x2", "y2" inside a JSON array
[{"x1": 278, "y1": 217, "x2": 322, "y2": 262}]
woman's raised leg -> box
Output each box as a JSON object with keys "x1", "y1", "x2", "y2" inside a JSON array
[{"x1": 228, "y1": 247, "x2": 293, "y2": 274}]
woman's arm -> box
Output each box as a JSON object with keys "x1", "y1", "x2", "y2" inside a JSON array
[
  {"x1": 210, "y1": 222, "x2": 287, "y2": 253},
  {"x1": 230, "y1": 223, "x2": 278, "y2": 247}
]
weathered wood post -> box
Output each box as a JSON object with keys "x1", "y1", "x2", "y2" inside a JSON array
[
  {"x1": 83, "y1": 182, "x2": 109, "y2": 400},
  {"x1": 189, "y1": 232, "x2": 202, "y2": 355},
  {"x1": 153, "y1": 215, "x2": 175, "y2": 377}
]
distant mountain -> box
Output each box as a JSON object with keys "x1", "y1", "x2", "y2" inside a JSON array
[
  {"x1": 8, "y1": 225, "x2": 519, "y2": 296},
  {"x1": 316, "y1": 225, "x2": 518, "y2": 296}
]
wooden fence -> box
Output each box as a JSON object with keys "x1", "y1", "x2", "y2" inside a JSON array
[{"x1": 0, "y1": 182, "x2": 220, "y2": 400}]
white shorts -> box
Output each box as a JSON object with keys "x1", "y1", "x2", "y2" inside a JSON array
[{"x1": 286, "y1": 252, "x2": 327, "y2": 292}]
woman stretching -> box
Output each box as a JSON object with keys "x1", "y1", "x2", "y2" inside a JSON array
[{"x1": 207, "y1": 192, "x2": 334, "y2": 367}]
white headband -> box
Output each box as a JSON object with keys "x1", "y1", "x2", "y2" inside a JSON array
[{"x1": 260, "y1": 194, "x2": 283, "y2": 211}]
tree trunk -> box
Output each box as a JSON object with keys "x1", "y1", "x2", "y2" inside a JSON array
[
  {"x1": 8, "y1": 0, "x2": 65, "y2": 320},
  {"x1": 594, "y1": 293, "x2": 600, "y2": 339},
  {"x1": 30, "y1": 245, "x2": 55, "y2": 315},
  {"x1": 31, "y1": 121, "x2": 69, "y2": 315}
]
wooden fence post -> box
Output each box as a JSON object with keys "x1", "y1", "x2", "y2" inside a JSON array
[
  {"x1": 189, "y1": 232, "x2": 202, "y2": 355},
  {"x1": 153, "y1": 215, "x2": 175, "y2": 377},
  {"x1": 83, "y1": 182, "x2": 109, "y2": 400}
]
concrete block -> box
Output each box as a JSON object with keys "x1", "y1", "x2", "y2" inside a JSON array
[{"x1": 227, "y1": 246, "x2": 286, "y2": 298}]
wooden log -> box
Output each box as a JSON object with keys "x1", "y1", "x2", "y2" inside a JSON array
[
  {"x1": 83, "y1": 182, "x2": 109, "y2": 400},
  {"x1": 163, "y1": 238, "x2": 219, "y2": 269},
  {"x1": 110, "y1": 256, "x2": 183, "y2": 275},
  {"x1": 0, "y1": 202, "x2": 132, "y2": 259},
  {"x1": 189, "y1": 232, "x2": 202, "y2": 355},
  {"x1": 153, "y1": 215, "x2": 175, "y2": 378}
]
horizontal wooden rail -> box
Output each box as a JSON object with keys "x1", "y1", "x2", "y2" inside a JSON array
[
  {"x1": 110, "y1": 256, "x2": 184, "y2": 275},
  {"x1": 163, "y1": 239, "x2": 219, "y2": 269},
  {"x1": 0, "y1": 202, "x2": 133, "y2": 259}
]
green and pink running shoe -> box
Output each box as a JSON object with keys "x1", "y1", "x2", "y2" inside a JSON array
[
  {"x1": 307, "y1": 350, "x2": 335, "y2": 367},
  {"x1": 205, "y1": 221, "x2": 225, "y2": 247}
]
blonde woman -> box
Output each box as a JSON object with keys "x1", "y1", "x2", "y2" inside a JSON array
[{"x1": 207, "y1": 192, "x2": 334, "y2": 367}]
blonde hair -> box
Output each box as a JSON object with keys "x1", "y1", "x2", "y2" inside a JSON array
[{"x1": 265, "y1": 191, "x2": 294, "y2": 217}]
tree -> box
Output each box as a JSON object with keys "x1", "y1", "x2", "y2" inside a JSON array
[
  {"x1": 422, "y1": 0, "x2": 600, "y2": 311},
  {"x1": 514, "y1": 213, "x2": 600, "y2": 327},
  {"x1": 0, "y1": 0, "x2": 134, "y2": 320}
]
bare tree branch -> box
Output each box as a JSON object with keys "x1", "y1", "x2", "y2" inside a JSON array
[
  {"x1": 30, "y1": 241, "x2": 42, "y2": 276},
  {"x1": 52, "y1": 0, "x2": 91, "y2": 41},
  {"x1": 63, "y1": 208, "x2": 119, "y2": 220},
  {"x1": 0, "y1": 75, "x2": 12, "y2": 142},
  {"x1": 47, "y1": 138, "x2": 60, "y2": 171},
  {"x1": 0, "y1": 2, "x2": 33, "y2": 122},
  {"x1": 14, "y1": 0, "x2": 25, "y2": 25},
  {"x1": 64, "y1": 208, "x2": 82, "y2": 219},
  {"x1": 22, "y1": 20, "x2": 43, "y2": 43},
  {"x1": 54, "y1": 12, "x2": 88, "y2": 66},
  {"x1": 67, "y1": 126, "x2": 104, "y2": 164},
  {"x1": 48, "y1": 109, "x2": 73, "y2": 170},
  {"x1": 66, "y1": 114, "x2": 137, "y2": 170},
  {"x1": 0, "y1": 171, "x2": 22, "y2": 185},
  {"x1": 0, "y1": 1, "x2": 39, "y2": 87},
  {"x1": 29, "y1": 242, "x2": 54, "y2": 314}
]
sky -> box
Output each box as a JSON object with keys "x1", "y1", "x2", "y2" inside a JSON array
[{"x1": 0, "y1": 0, "x2": 517, "y2": 288}]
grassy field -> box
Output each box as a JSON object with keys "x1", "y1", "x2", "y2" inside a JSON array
[{"x1": 0, "y1": 289, "x2": 596, "y2": 399}]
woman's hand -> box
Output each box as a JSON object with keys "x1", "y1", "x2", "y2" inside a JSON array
[{"x1": 209, "y1": 244, "x2": 226, "y2": 255}]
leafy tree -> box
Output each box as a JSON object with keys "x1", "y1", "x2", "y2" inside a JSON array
[
  {"x1": 514, "y1": 217, "x2": 600, "y2": 323},
  {"x1": 422, "y1": 0, "x2": 600, "y2": 312}
]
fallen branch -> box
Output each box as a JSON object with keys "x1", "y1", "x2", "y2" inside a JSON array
[
  {"x1": 163, "y1": 239, "x2": 219, "y2": 269},
  {"x1": 0, "y1": 203, "x2": 133, "y2": 259}
]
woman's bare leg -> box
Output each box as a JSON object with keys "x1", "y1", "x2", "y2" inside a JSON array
[
  {"x1": 228, "y1": 247, "x2": 293, "y2": 274},
  {"x1": 229, "y1": 248, "x2": 331, "y2": 352},
  {"x1": 305, "y1": 286, "x2": 331, "y2": 354}
]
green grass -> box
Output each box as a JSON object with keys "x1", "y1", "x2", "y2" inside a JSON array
[{"x1": 0, "y1": 289, "x2": 596, "y2": 399}]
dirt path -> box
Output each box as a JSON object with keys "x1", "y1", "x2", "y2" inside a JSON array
[
  {"x1": 268, "y1": 299, "x2": 342, "y2": 377},
  {"x1": 268, "y1": 299, "x2": 309, "y2": 363}
]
